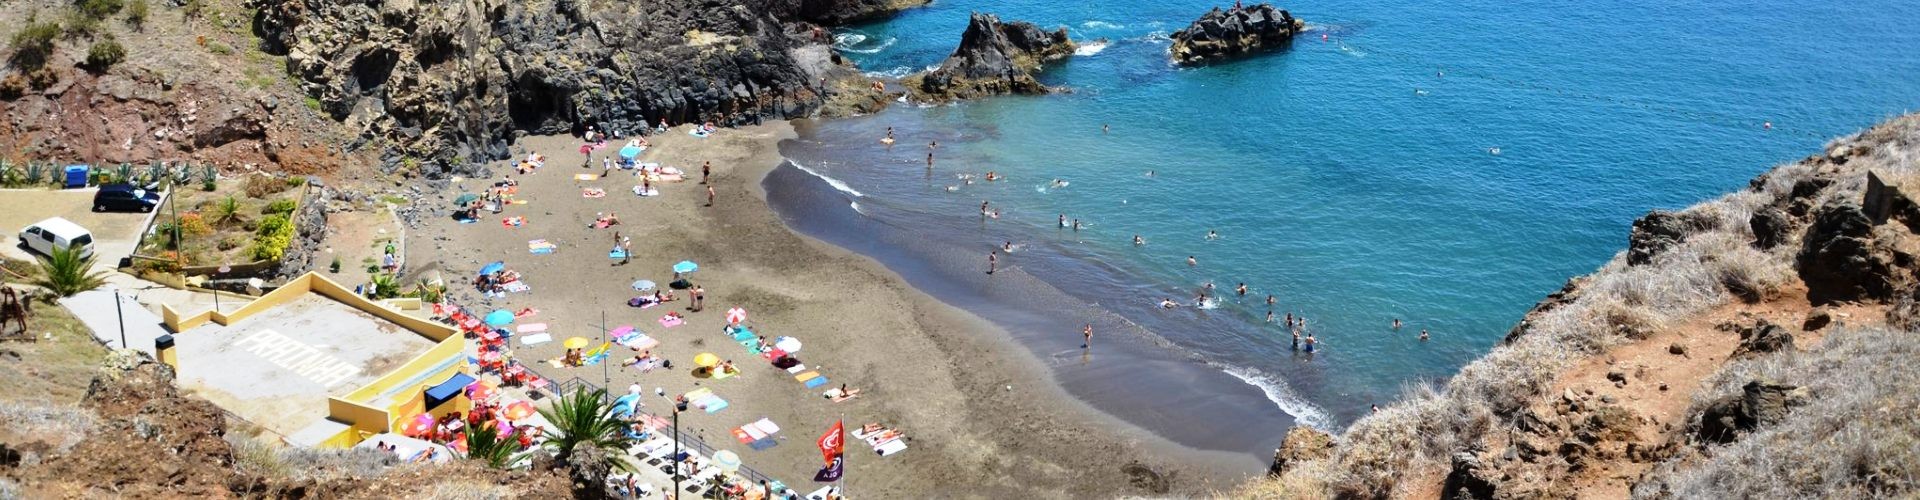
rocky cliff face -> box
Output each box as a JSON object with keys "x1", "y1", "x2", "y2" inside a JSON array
[
  {"x1": 251, "y1": 0, "x2": 881, "y2": 177},
  {"x1": 1168, "y1": 4, "x2": 1303, "y2": 65},
  {"x1": 906, "y1": 13, "x2": 1075, "y2": 102},
  {"x1": 1236, "y1": 114, "x2": 1920, "y2": 499},
  {"x1": 763, "y1": 0, "x2": 931, "y2": 25}
]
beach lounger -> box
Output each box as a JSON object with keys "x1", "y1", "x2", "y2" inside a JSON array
[
  {"x1": 516, "y1": 323, "x2": 547, "y2": 334},
  {"x1": 520, "y1": 333, "x2": 553, "y2": 346}
]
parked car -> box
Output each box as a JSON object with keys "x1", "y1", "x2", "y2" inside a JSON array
[
  {"x1": 92, "y1": 183, "x2": 161, "y2": 213},
  {"x1": 17, "y1": 217, "x2": 95, "y2": 260}
]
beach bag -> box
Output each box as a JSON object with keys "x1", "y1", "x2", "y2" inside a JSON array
[{"x1": 628, "y1": 297, "x2": 646, "y2": 307}]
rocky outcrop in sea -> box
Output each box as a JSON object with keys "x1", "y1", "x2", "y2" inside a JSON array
[
  {"x1": 1168, "y1": 4, "x2": 1304, "y2": 65},
  {"x1": 905, "y1": 13, "x2": 1076, "y2": 102},
  {"x1": 252, "y1": 0, "x2": 896, "y2": 177}
]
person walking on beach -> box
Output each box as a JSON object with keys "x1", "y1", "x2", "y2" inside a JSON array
[
  {"x1": 1082, "y1": 324, "x2": 1093, "y2": 349},
  {"x1": 988, "y1": 251, "x2": 998, "y2": 275},
  {"x1": 702, "y1": 161, "x2": 712, "y2": 184},
  {"x1": 706, "y1": 186, "x2": 716, "y2": 207}
]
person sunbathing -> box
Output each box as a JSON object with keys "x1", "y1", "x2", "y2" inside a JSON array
[
  {"x1": 702, "y1": 122, "x2": 717, "y2": 132},
  {"x1": 859, "y1": 423, "x2": 886, "y2": 435}
]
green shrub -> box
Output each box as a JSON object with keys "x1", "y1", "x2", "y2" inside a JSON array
[
  {"x1": 76, "y1": 0, "x2": 125, "y2": 19},
  {"x1": 243, "y1": 174, "x2": 285, "y2": 198},
  {"x1": 206, "y1": 41, "x2": 233, "y2": 55},
  {"x1": 84, "y1": 39, "x2": 125, "y2": 71},
  {"x1": 262, "y1": 199, "x2": 296, "y2": 216},
  {"x1": 8, "y1": 17, "x2": 62, "y2": 71},
  {"x1": 124, "y1": 0, "x2": 148, "y2": 27},
  {"x1": 249, "y1": 214, "x2": 294, "y2": 261}
]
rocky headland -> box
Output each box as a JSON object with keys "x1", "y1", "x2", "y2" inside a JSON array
[
  {"x1": 1235, "y1": 113, "x2": 1920, "y2": 498},
  {"x1": 903, "y1": 13, "x2": 1076, "y2": 102},
  {"x1": 1169, "y1": 4, "x2": 1305, "y2": 65}
]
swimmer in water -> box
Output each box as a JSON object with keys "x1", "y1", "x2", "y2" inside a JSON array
[
  {"x1": 1266, "y1": 294, "x2": 1276, "y2": 306},
  {"x1": 989, "y1": 210, "x2": 1000, "y2": 218},
  {"x1": 1207, "y1": 230, "x2": 1219, "y2": 240},
  {"x1": 1145, "y1": 170, "x2": 1155, "y2": 177},
  {"x1": 980, "y1": 200, "x2": 990, "y2": 216},
  {"x1": 1489, "y1": 147, "x2": 1502, "y2": 155},
  {"x1": 1160, "y1": 298, "x2": 1179, "y2": 309},
  {"x1": 1003, "y1": 241, "x2": 1013, "y2": 252},
  {"x1": 929, "y1": 140, "x2": 938, "y2": 149},
  {"x1": 1265, "y1": 310, "x2": 1274, "y2": 323},
  {"x1": 886, "y1": 127, "x2": 894, "y2": 138},
  {"x1": 1059, "y1": 214, "x2": 1068, "y2": 228},
  {"x1": 1187, "y1": 256, "x2": 1197, "y2": 267},
  {"x1": 1392, "y1": 318, "x2": 1402, "y2": 330},
  {"x1": 927, "y1": 152, "x2": 935, "y2": 167},
  {"x1": 1304, "y1": 333, "x2": 1317, "y2": 353},
  {"x1": 1133, "y1": 235, "x2": 1144, "y2": 246},
  {"x1": 1420, "y1": 329, "x2": 1430, "y2": 341},
  {"x1": 987, "y1": 251, "x2": 997, "y2": 275},
  {"x1": 1103, "y1": 124, "x2": 1110, "y2": 134},
  {"x1": 1071, "y1": 219, "x2": 1081, "y2": 231},
  {"x1": 1236, "y1": 283, "x2": 1248, "y2": 296}
]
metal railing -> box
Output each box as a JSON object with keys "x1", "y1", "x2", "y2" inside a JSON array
[{"x1": 523, "y1": 369, "x2": 783, "y2": 489}]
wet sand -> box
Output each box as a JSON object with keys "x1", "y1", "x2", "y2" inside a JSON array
[{"x1": 405, "y1": 122, "x2": 1258, "y2": 497}]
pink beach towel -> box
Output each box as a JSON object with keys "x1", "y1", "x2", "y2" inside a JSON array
[
  {"x1": 516, "y1": 323, "x2": 547, "y2": 334},
  {"x1": 657, "y1": 315, "x2": 684, "y2": 328}
]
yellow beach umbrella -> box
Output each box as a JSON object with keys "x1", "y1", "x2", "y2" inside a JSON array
[
  {"x1": 563, "y1": 337, "x2": 590, "y2": 349},
  {"x1": 694, "y1": 352, "x2": 720, "y2": 368}
]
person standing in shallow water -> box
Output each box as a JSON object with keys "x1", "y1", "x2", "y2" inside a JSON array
[
  {"x1": 987, "y1": 251, "x2": 998, "y2": 275},
  {"x1": 1082, "y1": 324, "x2": 1093, "y2": 349},
  {"x1": 1304, "y1": 333, "x2": 1317, "y2": 353}
]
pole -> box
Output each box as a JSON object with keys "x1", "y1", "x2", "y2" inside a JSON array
[
  {"x1": 600, "y1": 310, "x2": 610, "y2": 395},
  {"x1": 672, "y1": 407, "x2": 681, "y2": 500},
  {"x1": 113, "y1": 289, "x2": 126, "y2": 349}
]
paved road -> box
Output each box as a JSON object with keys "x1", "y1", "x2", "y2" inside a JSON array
[
  {"x1": 60, "y1": 285, "x2": 170, "y2": 355},
  {"x1": 0, "y1": 187, "x2": 159, "y2": 272}
]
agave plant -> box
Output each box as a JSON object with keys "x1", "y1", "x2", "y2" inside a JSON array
[
  {"x1": 116, "y1": 163, "x2": 133, "y2": 184},
  {"x1": 368, "y1": 272, "x2": 401, "y2": 299},
  {"x1": 32, "y1": 245, "x2": 109, "y2": 297},
  {"x1": 538, "y1": 388, "x2": 633, "y2": 472},
  {"x1": 25, "y1": 162, "x2": 44, "y2": 187},
  {"x1": 172, "y1": 162, "x2": 195, "y2": 184},
  {"x1": 146, "y1": 163, "x2": 166, "y2": 185},
  {"x1": 459, "y1": 421, "x2": 528, "y2": 469},
  {"x1": 0, "y1": 159, "x2": 15, "y2": 188},
  {"x1": 201, "y1": 164, "x2": 218, "y2": 184}
]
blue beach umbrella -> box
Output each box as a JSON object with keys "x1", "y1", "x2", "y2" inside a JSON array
[
  {"x1": 619, "y1": 145, "x2": 643, "y2": 160},
  {"x1": 631, "y1": 280, "x2": 656, "y2": 291},
  {"x1": 672, "y1": 261, "x2": 698, "y2": 274},
  {"x1": 478, "y1": 261, "x2": 505, "y2": 276},
  {"x1": 484, "y1": 309, "x2": 514, "y2": 327}
]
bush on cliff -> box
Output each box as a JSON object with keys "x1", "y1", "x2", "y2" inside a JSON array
[
  {"x1": 84, "y1": 38, "x2": 125, "y2": 71},
  {"x1": 8, "y1": 16, "x2": 63, "y2": 71}
]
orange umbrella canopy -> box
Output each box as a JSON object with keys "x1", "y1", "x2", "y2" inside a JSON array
[
  {"x1": 504, "y1": 400, "x2": 536, "y2": 420},
  {"x1": 466, "y1": 381, "x2": 497, "y2": 401},
  {"x1": 401, "y1": 413, "x2": 435, "y2": 437}
]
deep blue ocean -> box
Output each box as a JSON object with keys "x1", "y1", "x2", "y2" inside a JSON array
[{"x1": 768, "y1": 0, "x2": 1920, "y2": 459}]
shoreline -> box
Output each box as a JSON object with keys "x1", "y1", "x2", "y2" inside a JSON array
[{"x1": 409, "y1": 121, "x2": 1257, "y2": 496}]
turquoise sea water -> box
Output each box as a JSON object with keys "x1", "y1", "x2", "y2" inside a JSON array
[{"x1": 771, "y1": 0, "x2": 1920, "y2": 457}]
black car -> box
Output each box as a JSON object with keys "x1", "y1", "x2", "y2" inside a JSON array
[{"x1": 92, "y1": 184, "x2": 161, "y2": 212}]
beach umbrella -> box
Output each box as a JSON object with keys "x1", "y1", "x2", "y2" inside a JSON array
[
  {"x1": 504, "y1": 400, "x2": 536, "y2": 420},
  {"x1": 619, "y1": 145, "x2": 644, "y2": 160},
  {"x1": 631, "y1": 279, "x2": 656, "y2": 291},
  {"x1": 673, "y1": 261, "x2": 699, "y2": 274},
  {"x1": 449, "y1": 435, "x2": 468, "y2": 454},
  {"x1": 401, "y1": 413, "x2": 435, "y2": 437},
  {"x1": 564, "y1": 337, "x2": 590, "y2": 349},
  {"x1": 478, "y1": 351, "x2": 503, "y2": 363},
  {"x1": 453, "y1": 193, "x2": 480, "y2": 206},
  {"x1": 478, "y1": 261, "x2": 505, "y2": 276},
  {"x1": 774, "y1": 336, "x2": 802, "y2": 353},
  {"x1": 725, "y1": 307, "x2": 747, "y2": 325},
  {"x1": 712, "y1": 450, "x2": 742, "y2": 472},
  {"x1": 693, "y1": 352, "x2": 720, "y2": 368},
  {"x1": 466, "y1": 381, "x2": 497, "y2": 401},
  {"x1": 484, "y1": 309, "x2": 514, "y2": 327}
]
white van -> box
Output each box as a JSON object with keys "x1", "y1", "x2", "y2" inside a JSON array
[{"x1": 17, "y1": 217, "x2": 95, "y2": 260}]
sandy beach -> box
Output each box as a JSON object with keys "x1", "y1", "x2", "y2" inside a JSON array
[{"x1": 404, "y1": 122, "x2": 1258, "y2": 497}]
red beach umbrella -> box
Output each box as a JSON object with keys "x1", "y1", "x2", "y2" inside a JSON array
[{"x1": 401, "y1": 413, "x2": 435, "y2": 437}]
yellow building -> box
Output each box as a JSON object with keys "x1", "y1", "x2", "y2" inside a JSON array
[{"x1": 160, "y1": 272, "x2": 471, "y2": 448}]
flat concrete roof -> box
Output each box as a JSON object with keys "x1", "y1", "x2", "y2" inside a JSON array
[{"x1": 173, "y1": 294, "x2": 438, "y2": 438}]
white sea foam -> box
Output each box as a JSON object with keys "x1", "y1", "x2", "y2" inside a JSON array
[
  {"x1": 1219, "y1": 364, "x2": 1334, "y2": 429},
  {"x1": 788, "y1": 159, "x2": 865, "y2": 198},
  {"x1": 839, "y1": 37, "x2": 896, "y2": 54},
  {"x1": 1081, "y1": 20, "x2": 1125, "y2": 30},
  {"x1": 833, "y1": 32, "x2": 867, "y2": 45},
  {"x1": 863, "y1": 66, "x2": 915, "y2": 78},
  {"x1": 1074, "y1": 41, "x2": 1109, "y2": 56}
]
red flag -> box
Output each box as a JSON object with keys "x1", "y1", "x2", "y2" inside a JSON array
[{"x1": 816, "y1": 420, "x2": 845, "y2": 466}]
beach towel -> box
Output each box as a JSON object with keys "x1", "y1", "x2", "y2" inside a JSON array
[
  {"x1": 632, "y1": 186, "x2": 660, "y2": 197},
  {"x1": 502, "y1": 282, "x2": 530, "y2": 293},
  {"x1": 574, "y1": 173, "x2": 599, "y2": 181},
  {"x1": 516, "y1": 323, "x2": 547, "y2": 334},
  {"x1": 711, "y1": 367, "x2": 738, "y2": 380},
  {"x1": 502, "y1": 216, "x2": 527, "y2": 227},
  {"x1": 732, "y1": 428, "x2": 755, "y2": 444},
  {"x1": 690, "y1": 128, "x2": 712, "y2": 138},
  {"x1": 784, "y1": 364, "x2": 807, "y2": 374},
  {"x1": 749, "y1": 438, "x2": 779, "y2": 451},
  {"x1": 803, "y1": 375, "x2": 829, "y2": 389},
  {"x1": 751, "y1": 418, "x2": 780, "y2": 435},
  {"x1": 609, "y1": 249, "x2": 628, "y2": 259},
  {"x1": 741, "y1": 424, "x2": 769, "y2": 441},
  {"x1": 658, "y1": 315, "x2": 684, "y2": 328},
  {"x1": 875, "y1": 439, "x2": 908, "y2": 457},
  {"x1": 620, "y1": 335, "x2": 660, "y2": 352},
  {"x1": 703, "y1": 398, "x2": 728, "y2": 413},
  {"x1": 510, "y1": 199, "x2": 529, "y2": 205},
  {"x1": 794, "y1": 371, "x2": 820, "y2": 383},
  {"x1": 527, "y1": 239, "x2": 557, "y2": 254},
  {"x1": 582, "y1": 188, "x2": 607, "y2": 198},
  {"x1": 610, "y1": 325, "x2": 635, "y2": 338},
  {"x1": 457, "y1": 218, "x2": 477, "y2": 224},
  {"x1": 515, "y1": 308, "x2": 540, "y2": 319}
]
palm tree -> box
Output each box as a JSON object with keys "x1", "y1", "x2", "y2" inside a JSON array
[
  {"x1": 460, "y1": 423, "x2": 526, "y2": 469},
  {"x1": 537, "y1": 388, "x2": 633, "y2": 471},
  {"x1": 215, "y1": 195, "x2": 241, "y2": 225},
  {"x1": 369, "y1": 272, "x2": 401, "y2": 299},
  {"x1": 32, "y1": 245, "x2": 108, "y2": 297}
]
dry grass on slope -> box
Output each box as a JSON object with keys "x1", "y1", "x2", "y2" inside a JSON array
[{"x1": 1633, "y1": 326, "x2": 1920, "y2": 498}]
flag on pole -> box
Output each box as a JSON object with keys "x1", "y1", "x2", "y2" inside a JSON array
[{"x1": 814, "y1": 420, "x2": 845, "y2": 482}]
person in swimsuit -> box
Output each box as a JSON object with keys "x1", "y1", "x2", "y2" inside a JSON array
[
  {"x1": 1207, "y1": 230, "x2": 1219, "y2": 240},
  {"x1": 1187, "y1": 256, "x2": 1198, "y2": 267},
  {"x1": 1059, "y1": 214, "x2": 1068, "y2": 228},
  {"x1": 1160, "y1": 298, "x2": 1179, "y2": 309},
  {"x1": 1420, "y1": 329, "x2": 1430, "y2": 341},
  {"x1": 1392, "y1": 319, "x2": 1402, "y2": 330},
  {"x1": 1236, "y1": 283, "x2": 1248, "y2": 296},
  {"x1": 988, "y1": 251, "x2": 998, "y2": 275},
  {"x1": 1082, "y1": 324, "x2": 1093, "y2": 349},
  {"x1": 1133, "y1": 235, "x2": 1144, "y2": 246},
  {"x1": 1304, "y1": 333, "x2": 1317, "y2": 353},
  {"x1": 1266, "y1": 310, "x2": 1275, "y2": 323}
]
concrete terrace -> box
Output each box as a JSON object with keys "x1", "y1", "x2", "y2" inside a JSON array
[{"x1": 172, "y1": 293, "x2": 439, "y2": 438}]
